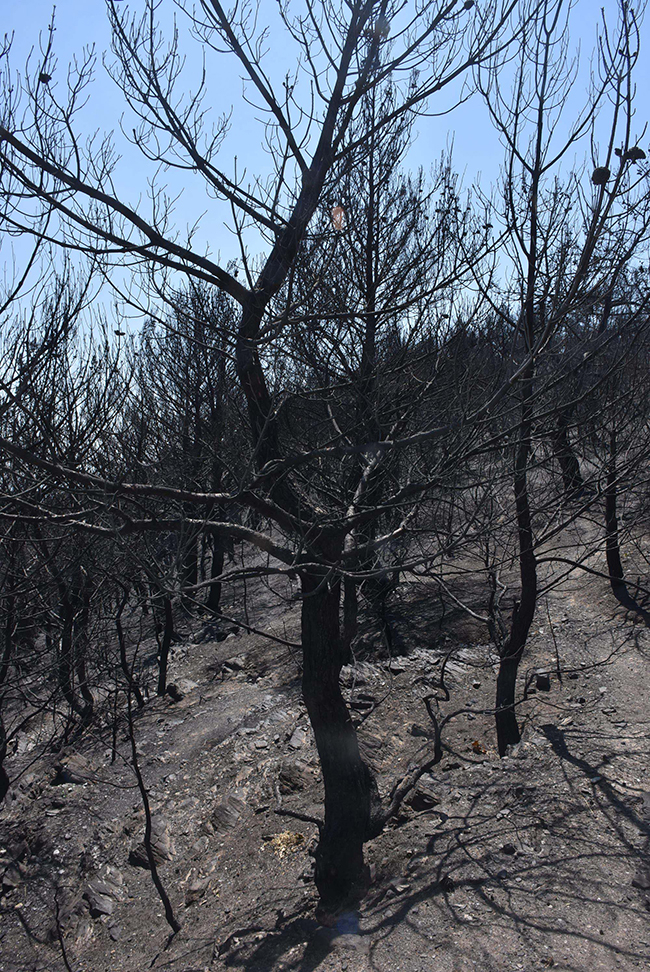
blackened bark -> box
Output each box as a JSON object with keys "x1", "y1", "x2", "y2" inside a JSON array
[
  {"x1": 0, "y1": 715, "x2": 9, "y2": 803},
  {"x1": 496, "y1": 369, "x2": 537, "y2": 756},
  {"x1": 58, "y1": 596, "x2": 84, "y2": 722},
  {"x1": 116, "y1": 591, "x2": 145, "y2": 709},
  {"x1": 605, "y1": 429, "x2": 625, "y2": 589},
  {"x1": 156, "y1": 596, "x2": 174, "y2": 697},
  {"x1": 180, "y1": 520, "x2": 199, "y2": 612},
  {"x1": 0, "y1": 585, "x2": 15, "y2": 802},
  {"x1": 301, "y1": 569, "x2": 378, "y2": 910},
  {"x1": 74, "y1": 574, "x2": 94, "y2": 728},
  {"x1": 605, "y1": 429, "x2": 650, "y2": 624},
  {"x1": 125, "y1": 665, "x2": 181, "y2": 934},
  {"x1": 206, "y1": 535, "x2": 225, "y2": 614},
  {"x1": 341, "y1": 577, "x2": 358, "y2": 657},
  {"x1": 554, "y1": 411, "x2": 584, "y2": 498}
]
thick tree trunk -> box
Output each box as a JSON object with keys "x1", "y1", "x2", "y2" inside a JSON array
[
  {"x1": 301, "y1": 569, "x2": 377, "y2": 911},
  {"x1": 496, "y1": 621, "x2": 528, "y2": 755}
]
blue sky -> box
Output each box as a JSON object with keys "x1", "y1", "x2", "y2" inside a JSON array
[{"x1": 3, "y1": 1, "x2": 649, "y2": 279}]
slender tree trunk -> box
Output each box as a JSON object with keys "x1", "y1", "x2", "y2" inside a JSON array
[
  {"x1": 300, "y1": 568, "x2": 377, "y2": 911},
  {"x1": 59, "y1": 596, "x2": 82, "y2": 720},
  {"x1": 496, "y1": 369, "x2": 537, "y2": 756},
  {"x1": 0, "y1": 715, "x2": 9, "y2": 803},
  {"x1": 206, "y1": 534, "x2": 225, "y2": 615},
  {"x1": 74, "y1": 575, "x2": 94, "y2": 728},
  {"x1": 554, "y1": 410, "x2": 584, "y2": 498},
  {"x1": 116, "y1": 591, "x2": 145, "y2": 709},
  {"x1": 605, "y1": 428, "x2": 625, "y2": 589},
  {"x1": 179, "y1": 523, "x2": 199, "y2": 613},
  {"x1": 603, "y1": 429, "x2": 650, "y2": 623},
  {"x1": 0, "y1": 585, "x2": 15, "y2": 802},
  {"x1": 157, "y1": 596, "x2": 174, "y2": 697},
  {"x1": 341, "y1": 577, "x2": 358, "y2": 657}
]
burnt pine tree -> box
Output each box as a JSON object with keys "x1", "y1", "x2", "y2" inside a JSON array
[{"x1": 3, "y1": 0, "x2": 632, "y2": 908}]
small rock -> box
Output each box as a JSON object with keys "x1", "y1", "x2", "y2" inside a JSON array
[
  {"x1": 279, "y1": 760, "x2": 312, "y2": 793},
  {"x1": 8, "y1": 840, "x2": 30, "y2": 861},
  {"x1": 1, "y1": 866, "x2": 21, "y2": 891},
  {"x1": 632, "y1": 869, "x2": 650, "y2": 890},
  {"x1": 536, "y1": 672, "x2": 551, "y2": 692},
  {"x1": 192, "y1": 836, "x2": 210, "y2": 855},
  {"x1": 387, "y1": 659, "x2": 407, "y2": 674},
  {"x1": 53, "y1": 753, "x2": 95, "y2": 786},
  {"x1": 128, "y1": 816, "x2": 174, "y2": 868},
  {"x1": 501, "y1": 843, "x2": 517, "y2": 856},
  {"x1": 409, "y1": 724, "x2": 431, "y2": 738},
  {"x1": 211, "y1": 794, "x2": 247, "y2": 832},
  {"x1": 74, "y1": 916, "x2": 94, "y2": 945},
  {"x1": 288, "y1": 727, "x2": 309, "y2": 750},
  {"x1": 175, "y1": 678, "x2": 199, "y2": 694},
  {"x1": 390, "y1": 881, "x2": 411, "y2": 895},
  {"x1": 166, "y1": 683, "x2": 184, "y2": 703},
  {"x1": 408, "y1": 778, "x2": 439, "y2": 811},
  {"x1": 84, "y1": 887, "x2": 114, "y2": 918},
  {"x1": 223, "y1": 655, "x2": 246, "y2": 672},
  {"x1": 185, "y1": 876, "x2": 211, "y2": 905},
  {"x1": 109, "y1": 924, "x2": 123, "y2": 941}
]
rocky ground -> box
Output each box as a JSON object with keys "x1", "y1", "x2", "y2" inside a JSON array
[{"x1": 1, "y1": 568, "x2": 649, "y2": 972}]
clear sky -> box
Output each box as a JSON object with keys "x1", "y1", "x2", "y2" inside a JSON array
[{"x1": 3, "y1": 1, "x2": 649, "y2": 281}]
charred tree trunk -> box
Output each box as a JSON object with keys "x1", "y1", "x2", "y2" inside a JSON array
[
  {"x1": 496, "y1": 368, "x2": 537, "y2": 756},
  {"x1": 179, "y1": 516, "x2": 199, "y2": 613},
  {"x1": 0, "y1": 715, "x2": 8, "y2": 803},
  {"x1": 0, "y1": 582, "x2": 15, "y2": 803},
  {"x1": 156, "y1": 596, "x2": 174, "y2": 697},
  {"x1": 554, "y1": 410, "x2": 584, "y2": 498},
  {"x1": 58, "y1": 596, "x2": 84, "y2": 724},
  {"x1": 73, "y1": 573, "x2": 94, "y2": 728},
  {"x1": 605, "y1": 428, "x2": 625, "y2": 591},
  {"x1": 341, "y1": 577, "x2": 358, "y2": 657},
  {"x1": 116, "y1": 590, "x2": 145, "y2": 710},
  {"x1": 604, "y1": 429, "x2": 650, "y2": 623},
  {"x1": 301, "y1": 568, "x2": 378, "y2": 912},
  {"x1": 206, "y1": 534, "x2": 225, "y2": 615}
]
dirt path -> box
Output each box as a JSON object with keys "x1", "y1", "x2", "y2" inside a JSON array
[{"x1": 1, "y1": 578, "x2": 649, "y2": 972}]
